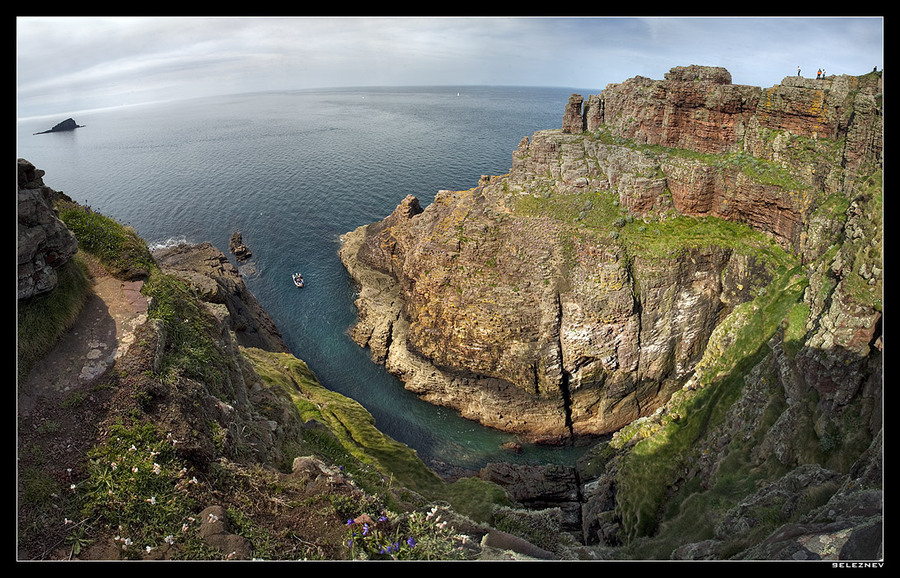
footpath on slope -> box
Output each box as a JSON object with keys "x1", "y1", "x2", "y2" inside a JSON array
[
  {"x1": 18, "y1": 263, "x2": 147, "y2": 416},
  {"x1": 18, "y1": 256, "x2": 152, "y2": 559},
  {"x1": 19, "y1": 256, "x2": 150, "y2": 416}
]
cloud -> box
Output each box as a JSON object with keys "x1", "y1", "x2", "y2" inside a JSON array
[{"x1": 16, "y1": 16, "x2": 883, "y2": 119}]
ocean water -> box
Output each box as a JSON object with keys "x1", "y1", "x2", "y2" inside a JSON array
[{"x1": 17, "y1": 86, "x2": 597, "y2": 471}]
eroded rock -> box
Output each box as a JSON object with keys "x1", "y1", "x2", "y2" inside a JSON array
[{"x1": 17, "y1": 159, "x2": 78, "y2": 300}]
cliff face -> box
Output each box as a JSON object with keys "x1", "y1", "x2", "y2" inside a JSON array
[
  {"x1": 18, "y1": 159, "x2": 78, "y2": 300},
  {"x1": 340, "y1": 66, "x2": 882, "y2": 447},
  {"x1": 339, "y1": 66, "x2": 882, "y2": 558}
]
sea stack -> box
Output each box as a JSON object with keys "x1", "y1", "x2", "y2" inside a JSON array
[{"x1": 33, "y1": 118, "x2": 84, "y2": 135}]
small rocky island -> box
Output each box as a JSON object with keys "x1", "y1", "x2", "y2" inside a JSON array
[{"x1": 33, "y1": 117, "x2": 84, "y2": 135}]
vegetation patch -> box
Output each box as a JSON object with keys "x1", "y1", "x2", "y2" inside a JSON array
[
  {"x1": 58, "y1": 199, "x2": 155, "y2": 280},
  {"x1": 78, "y1": 420, "x2": 202, "y2": 559},
  {"x1": 243, "y1": 348, "x2": 444, "y2": 495},
  {"x1": 513, "y1": 187, "x2": 795, "y2": 274},
  {"x1": 142, "y1": 269, "x2": 228, "y2": 392},
  {"x1": 345, "y1": 505, "x2": 476, "y2": 560},
  {"x1": 243, "y1": 348, "x2": 513, "y2": 528}
]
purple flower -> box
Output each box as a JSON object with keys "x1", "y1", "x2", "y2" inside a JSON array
[
  {"x1": 406, "y1": 537, "x2": 416, "y2": 548},
  {"x1": 362, "y1": 523, "x2": 370, "y2": 536}
]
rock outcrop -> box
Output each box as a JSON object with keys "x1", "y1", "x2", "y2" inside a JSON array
[
  {"x1": 153, "y1": 242, "x2": 288, "y2": 353},
  {"x1": 229, "y1": 231, "x2": 252, "y2": 261},
  {"x1": 17, "y1": 158, "x2": 78, "y2": 300},
  {"x1": 33, "y1": 117, "x2": 84, "y2": 135}
]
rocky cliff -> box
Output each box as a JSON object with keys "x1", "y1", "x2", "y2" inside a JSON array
[
  {"x1": 340, "y1": 66, "x2": 882, "y2": 557},
  {"x1": 340, "y1": 66, "x2": 882, "y2": 446},
  {"x1": 18, "y1": 184, "x2": 544, "y2": 560}
]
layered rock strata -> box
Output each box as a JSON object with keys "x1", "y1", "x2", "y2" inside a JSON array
[{"x1": 340, "y1": 66, "x2": 882, "y2": 446}]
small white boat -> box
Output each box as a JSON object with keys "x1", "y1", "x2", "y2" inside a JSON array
[{"x1": 292, "y1": 272, "x2": 304, "y2": 288}]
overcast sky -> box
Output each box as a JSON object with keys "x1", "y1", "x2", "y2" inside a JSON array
[{"x1": 16, "y1": 16, "x2": 884, "y2": 120}]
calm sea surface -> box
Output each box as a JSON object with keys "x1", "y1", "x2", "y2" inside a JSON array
[{"x1": 17, "y1": 86, "x2": 598, "y2": 470}]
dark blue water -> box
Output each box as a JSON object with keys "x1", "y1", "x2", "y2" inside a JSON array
[{"x1": 17, "y1": 86, "x2": 597, "y2": 470}]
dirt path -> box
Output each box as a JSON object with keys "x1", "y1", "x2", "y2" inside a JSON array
[{"x1": 18, "y1": 261, "x2": 149, "y2": 416}]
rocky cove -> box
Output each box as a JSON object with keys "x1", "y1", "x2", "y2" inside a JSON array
[{"x1": 18, "y1": 66, "x2": 882, "y2": 560}]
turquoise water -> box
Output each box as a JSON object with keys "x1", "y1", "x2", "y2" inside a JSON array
[{"x1": 17, "y1": 86, "x2": 598, "y2": 471}]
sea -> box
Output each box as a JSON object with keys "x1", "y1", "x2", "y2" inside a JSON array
[{"x1": 17, "y1": 85, "x2": 600, "y2": 472}]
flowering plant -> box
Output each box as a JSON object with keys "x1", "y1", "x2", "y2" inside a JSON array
[{"x1": 346, "y1": 506, "x2": 472, "y2": 560}]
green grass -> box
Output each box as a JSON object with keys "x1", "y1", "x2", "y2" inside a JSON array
[
  {"x1": 513, "y1": 186, "x2": 795, "y2": 275},
  {"x1": 591, "y1": 128, "x2": 816, "y2": 190},
  {"x1": 141, "y1": 269, "x2": 228, "y2": 392},
  {"x1": 58, "y1": 200, "x2": 155, "y2": 279},
  {"x1": 79, "y1": 420, "x2": 202, "y2": 559},
  {"x1": 242, "y1": 348, "x2": 513, "y2": 524},
  {"x1": 243, "y1": 348, "x2": 444, "y2": 495}
]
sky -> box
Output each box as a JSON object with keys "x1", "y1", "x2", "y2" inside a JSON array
[{"x1": 16, "y1": 16, "x2": 884, "y2": 120}]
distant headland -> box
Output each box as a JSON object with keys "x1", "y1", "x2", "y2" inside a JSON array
[{"x1": 33, "y1": 117, "x2": 84, "y2": 135}]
